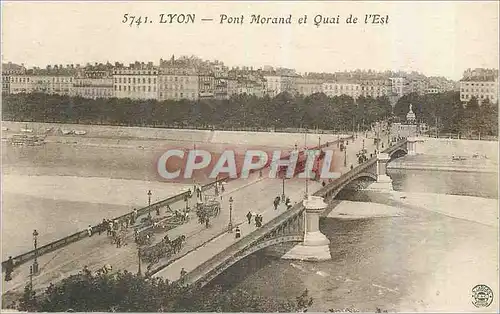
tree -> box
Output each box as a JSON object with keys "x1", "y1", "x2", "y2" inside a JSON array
[
  {"x1": 18, "y1": 282, "x2": 37, "y2": 312},
  {"x1": 18, "y1": 268, "x2": 313, "y2": 312}
]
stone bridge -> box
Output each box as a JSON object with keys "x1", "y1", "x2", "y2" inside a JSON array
[{"x1": 174, "y1": 140, "x2": 410, "y2": 288}]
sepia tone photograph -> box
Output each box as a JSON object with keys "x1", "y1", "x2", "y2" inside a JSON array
[{"x1": 1, "y1": 1, "x2": 498, "y2": 312}]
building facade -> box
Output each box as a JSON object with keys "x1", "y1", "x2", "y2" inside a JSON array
[
  {"x1": 2, "y1": 62, "x2": 26, "y2": 94},
  {"x1": 296, "y1": 78, "x2": 323, "y2": 96},
  {"x1": 158, "y1": 68, "x2": 199, "y2": 101},
  {"x1": 74, "y1": 70, "x2": 113, "y2": 99},
  {"x1": 359, "y1": 79, "x2": 388, "y2": 98},
  {"x1": 389, "y1": 77, "x2": 405, "y2": 96},
  {"x1": 198, "y1": 71, "x2": 216, "y2": 99},
  {"x1": 321, "y1": 82, "x2": 361, "y2": 99},
  {"x1": 460, "y1": 77, "x2": 498, "y2": 104},
  {"x1": 10, "y1": 75, "x2": 75, "y2": 95},
  {"x1": 113, "y1": 64, "x2": 158, "y2": 100}
]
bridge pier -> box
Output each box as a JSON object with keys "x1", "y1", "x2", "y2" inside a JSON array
[
  {"x1": 407, "y1": 137, "x2": 418, "y2": 155},
  {"x1": 367, "y1": 153, "x2": 393, "y2": 191},
  {"x1": 281, "y1": 195, "x2": 331, "y2": 261}
]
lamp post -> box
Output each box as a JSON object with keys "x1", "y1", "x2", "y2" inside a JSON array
[
  {"x1": 32, "y1": 229, "x2": 39, "y2": 275},
  {"x1": 137, "y1": 246, "x2": 142, "y2": 275},
  {"x1": 29, "y1": 265, "x2": 33, "y2": 290},
  {"x1": 147, "y1": 190, "x2": 152, "y2": 219},
  {"x1": 228, "y1": 197, "x2": 234, "y2": 233},
  {"x1": 344, "y1": 148, "x2": 347, "y2": 167},
  {"x1": 282, "y1": 176, "x2": 286, "y2": 203}
]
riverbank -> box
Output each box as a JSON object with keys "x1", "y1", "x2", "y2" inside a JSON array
[
  {"x1": 388, "y1": 163, "x2": 498, "y2": 173},
  {"x1": 1, "y1": 121, "x2": 349, "y2": 149}
]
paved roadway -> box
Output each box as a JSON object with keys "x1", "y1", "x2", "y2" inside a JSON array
[{"x1": 2, "y1": 130, "x2": 388, "y2": 295}]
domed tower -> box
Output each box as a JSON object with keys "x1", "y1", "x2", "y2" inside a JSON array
[{"x1": 406, "y1": 104, "x2": 416, "y2": 124}]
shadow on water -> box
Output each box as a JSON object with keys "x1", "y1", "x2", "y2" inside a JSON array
[{"x1": 206, "y1": 250, "x2": 278, "y2": 291}]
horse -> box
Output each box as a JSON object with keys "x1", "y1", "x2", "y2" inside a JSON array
[{"x1": 171, "y1": 235, "x2": 186, "y2": 254}]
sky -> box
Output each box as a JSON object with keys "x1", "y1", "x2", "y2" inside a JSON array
[{"x1": 1, "y1": 1, "x2": 499, "y2": 80}]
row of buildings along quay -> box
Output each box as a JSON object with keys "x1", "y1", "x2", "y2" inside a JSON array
[{"x1": 2, "y1": 56, "x2": 498, "y2": 104}]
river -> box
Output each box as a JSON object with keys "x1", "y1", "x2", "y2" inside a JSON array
[{"x1": 202, "y1": 155, "x2": 499, "y2": 312}]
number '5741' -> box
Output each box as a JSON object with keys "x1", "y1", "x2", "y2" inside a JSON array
[{"x1": 122, "y1": 14, "x2": 149, "y2": 27}]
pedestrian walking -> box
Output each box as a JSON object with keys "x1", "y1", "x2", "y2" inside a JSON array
[
  {"x1": 235, "y1": 226, "x2": 241, "y2": 239},
  {"x1": 285, "y1": 197, "x2": 292, "y2": 210},
  {"x1": 111, "y1": 229, "x2": 116, "y2": 244},
  {"x1": 116, "y1": 234, "x2": 122, "y2": 248},
  {"x1": 256, "y1": 215, "x2": 263, "y2": 227},
  {"x1": 246, "y1": 211, "x2": 252, "y2": 224},
  {"x1": 99, "y1": 219, "x2": 106, "y2": 235},
  {"x1": 205, "y1": 217, "x2": 210, "y2": 229},
  {"x1": 273, "y1": 196, "x2": 280, "y2": 210},
  {"x1": 156, "y1": 207, "x2": 160, "y2": 216},
  {"x1": 87, "y1": 225, "x2": 93, "y2": 237},
  {"x1": 108, "y1": 221, "x2": 113, "y2": 236},
  {"x1": 163, "y1": 234, "x2": 170, "y2": 243},
  {"x1": 254, "y1": 214, "x2": 259, "y2": 227},
  {"x1": 4, "y1": 256, "x2": 13, "y2": 282},
  {"x1": 180, "y1": 268, "x2": 187, "y2": 278}
]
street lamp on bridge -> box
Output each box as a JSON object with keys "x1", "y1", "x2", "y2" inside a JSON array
[
  {"x1": 147, "y1": 190, "x2": 152, "y2": 219},
  {"x1": 228, "y1": 197, "x2": 234, "y2": 233},
  {"x1": 344, "y1": 148, "x2": 347, "y2": 167},
  {"x1": 32, "y1": 229, "x2": 39, "y2": 275},
  {"x1": 137, "y1": 246, "x2": 142, "y2": 275},
  {"x1": 282, "y1": 176, "x2": 286, "y2": 203}
]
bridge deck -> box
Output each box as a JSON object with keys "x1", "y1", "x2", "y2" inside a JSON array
[{"x1": 154, "y1": 179, "x2": 322, "y2": 283}]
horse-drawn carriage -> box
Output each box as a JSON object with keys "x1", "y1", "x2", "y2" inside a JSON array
[
  {"x1": 140, "y1": 234, "x2": 186, "y2": 264},
  {"x1": 196, "y1": 196, "x2": 221, "y2": 225},
  {"x1": 135, "y1": 229, "x2": 154, "y2": 246}
]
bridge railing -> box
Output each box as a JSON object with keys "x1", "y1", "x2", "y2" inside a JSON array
[
  {"x1": 182, "y1": 202, "x2": 306, "y2": 286},
  {"x1": 1, "y1": 176, "x2": 229, "y2": 271},
  {"x1": 313, "y1": 139, "x2": 407, "y2": 199}
]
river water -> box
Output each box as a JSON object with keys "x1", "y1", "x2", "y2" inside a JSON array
[{"x1": 203, "y1": 155, "x2": 499, "y2": 312}]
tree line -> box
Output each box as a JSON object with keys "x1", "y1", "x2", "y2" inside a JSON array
[
  {"x1": 2, "y1": 91, "x2": 496, "y2": 136},
  {"x1": 2, "y1": 92, "x2": 392, "y2": 132},
  {"x1": 13, "y1": 269, "x2": 313, "y2": 312}
]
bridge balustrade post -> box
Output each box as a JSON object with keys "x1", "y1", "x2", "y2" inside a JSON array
[{"x1": 281, "y1": 196, "x2": 331, "y2": 261}]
